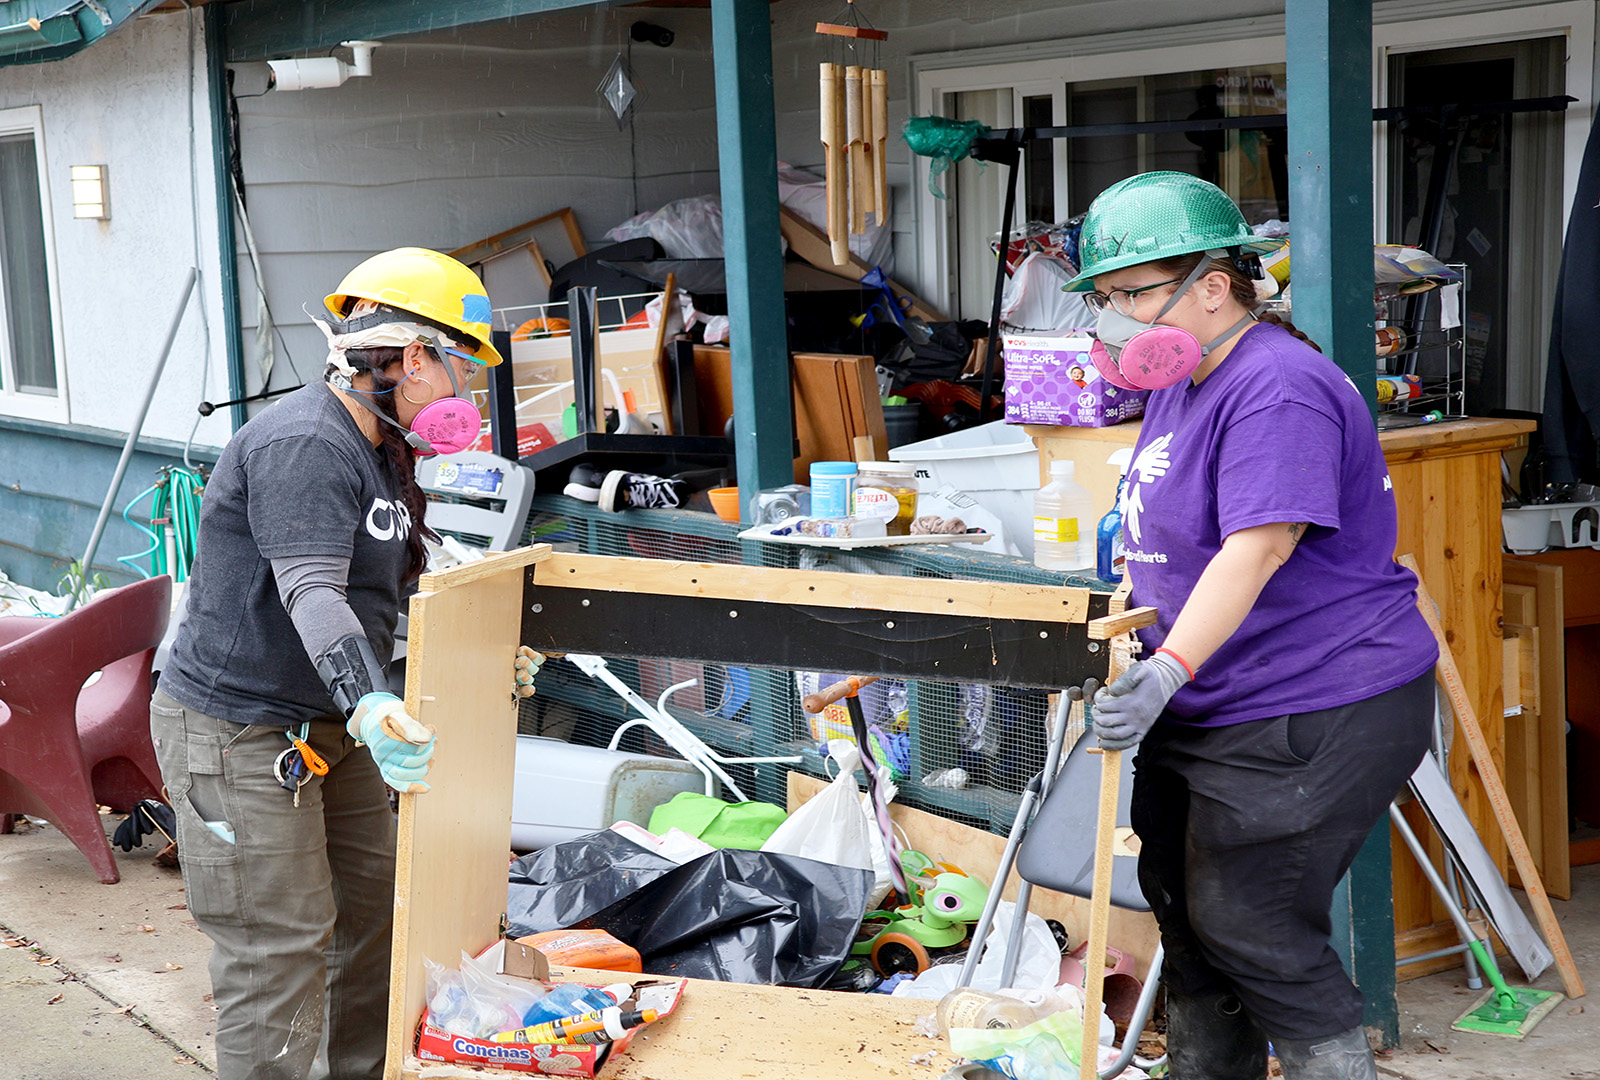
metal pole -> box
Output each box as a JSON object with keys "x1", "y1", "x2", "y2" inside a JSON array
[
  {"x1": 70, "y1": 268, "x2": 197, "y2": 611},
  {"x1": 978, "y1": 143, "x2": 1021, "y2": 424}
]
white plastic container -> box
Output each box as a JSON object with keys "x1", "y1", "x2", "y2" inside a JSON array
[
  {"x1": 510, "y1": 736, "x2": 705, "y2": 851},
  {"x1": 888, "y1": 420, "x2": 1040, "y2": 558},
  {"x1": 1033, "y1": 460, "x2": 1095, "y2": 571},
  {"x1": 1502, "y1": 501, "x2": 1600, "y2": 554}
]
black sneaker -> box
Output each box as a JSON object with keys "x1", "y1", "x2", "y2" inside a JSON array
[
  {"x1": 563, "y1": 463, "x2": 606, "y2": 503},
  {"x1": 599, "y1": 470, "x2": 688, "y2": 512}
]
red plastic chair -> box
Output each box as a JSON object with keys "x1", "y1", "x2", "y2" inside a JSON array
[{"x1": 0, "y1": 576, "x2": 171, "y2": 883}]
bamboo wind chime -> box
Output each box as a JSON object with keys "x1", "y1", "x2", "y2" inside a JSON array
[{"x1": 818, "y1": 3, "x2": 888, "y2": 267}]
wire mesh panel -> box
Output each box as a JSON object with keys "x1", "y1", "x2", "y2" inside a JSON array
[{"x1": 518, "y1": 494, "x2": 1111, "y2": 834}]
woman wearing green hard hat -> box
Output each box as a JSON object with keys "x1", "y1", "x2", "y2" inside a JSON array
[{"x1": 1064, "y1": 173, "x2": 1438, "y2": 1080}]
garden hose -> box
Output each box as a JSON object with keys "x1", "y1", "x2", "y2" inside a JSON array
[{"x1": 116, "y1": 465, "x2": 205, "y2": 582}]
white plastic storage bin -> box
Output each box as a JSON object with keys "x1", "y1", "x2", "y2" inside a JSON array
[
  {"x1": 888, "y1": 420, "x2": 1041, "y2": 559},
  {"x1": 510, "y1": 736, "x2": 705, "y2": 851},
  {"x1": 1502, "y1": 501, "x2": 1600, "y2": 555}
]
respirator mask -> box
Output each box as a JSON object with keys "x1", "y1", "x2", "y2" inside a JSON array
[
  {"x1": 314, "y1": 315, "x2": 483, "y2": 455},
  {"x1": 1089, "y1": 250, "x2": 1257, "y2": 391}
]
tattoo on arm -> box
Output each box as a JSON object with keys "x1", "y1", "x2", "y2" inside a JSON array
[{"x1": 1286, "y1": 522, "x2": 1308, "y2": 547}]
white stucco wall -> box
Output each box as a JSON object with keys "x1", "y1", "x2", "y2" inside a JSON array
[{"x1": 0, "y1": 9, "x2": 232, "y2": 450}]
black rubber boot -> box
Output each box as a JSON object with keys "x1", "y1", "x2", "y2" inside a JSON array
[
  {"x1": 1269, "y1": 1027, "x2": 1376, "y2": 1080},
  {"x1": 1165, "y1": 989, "x2": 1268, "y2": 1080}
]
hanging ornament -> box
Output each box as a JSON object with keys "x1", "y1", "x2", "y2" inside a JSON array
[
  {"x1": 817, "y1": 1, "x2": 889, "y2": 265},
  {"x1": 597, "y1": 54, "x2": 638, "y2": 127}
]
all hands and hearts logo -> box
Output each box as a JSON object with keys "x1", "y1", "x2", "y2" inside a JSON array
[
  {"x1": 1123, "y1": 432, "x2": 1174, "y2": 547},
  {"x1": 365, "y1": 498, "x2": 412, "y2": 542}
]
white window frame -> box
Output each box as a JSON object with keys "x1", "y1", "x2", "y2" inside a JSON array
[
  {"x1": 0, "y1": 104, "x2": 68, "y2": 424},
  {"x1": 913, "y1": 38, "x2": 1284, "y2": 312},
  {"x1": 910, "y1": 2, "x2": 1595, "y2": 323},
  {"x1": 1372, "y1": 1, "x2": 1594, "y2": 239}
]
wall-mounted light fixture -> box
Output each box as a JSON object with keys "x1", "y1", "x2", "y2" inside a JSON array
[{"x1": 71, "y1": 165, "x2": 108, "y2": 220}]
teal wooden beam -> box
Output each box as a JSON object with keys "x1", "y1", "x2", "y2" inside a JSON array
[
  {"x1": 222, "y1": 0, "x2": 613, "y2": 62},
  {"x1": 711, "y1": 0, "x2": 793, "y2": 507},
  {"x1": 206, "y1": 6, "x2": 248, "y2": 433},
  {"x1": 1288, "y1": 0, "x2": 1377, "y2": 416},
  {"x1": 1288, "y1": 0, "x2": 1395, "y2": 1048}
]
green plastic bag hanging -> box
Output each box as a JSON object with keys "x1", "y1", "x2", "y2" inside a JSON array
[
  {"x1": 903, "y1": 116, "x2": 990, "y2": 199},
  {"x1": 646, "y1": 791, "x2": 788, "y2": 850}
]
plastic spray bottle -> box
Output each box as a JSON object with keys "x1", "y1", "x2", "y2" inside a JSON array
[
  {"x1": 1096, "y1": 449, "x2": 1134, "y2": 583},
  {"x1": 1033, "y1": 460, "x2": 1095, "y2": 571}
]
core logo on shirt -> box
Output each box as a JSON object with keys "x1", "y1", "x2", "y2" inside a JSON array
[
  {"x1": 365, "y1": 498, "x2": 412, "y2": 542},
  {"x1": 1124, "y1": 432, "x2": 1174, "y2": 554}
]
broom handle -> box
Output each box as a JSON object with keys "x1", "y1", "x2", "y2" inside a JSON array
[
  {"x1": 1399, "y1": 554, "x2": 1584, "y2": 999},
  {"x1": 802, "y1": 674, "x2": 880, "y2": 714}
]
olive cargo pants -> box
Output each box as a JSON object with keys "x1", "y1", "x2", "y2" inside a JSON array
[{"x1": 151, "y1": 689, "x2": 396, "y2": 1080}]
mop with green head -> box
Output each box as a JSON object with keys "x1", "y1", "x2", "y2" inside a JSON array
[{"x1": 1390, "y1": 804, "x2": 1562, "y2": 1038}]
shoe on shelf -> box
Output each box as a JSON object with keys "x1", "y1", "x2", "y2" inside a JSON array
[
  {"x1": 563, "y1": 463, "x2": 607, "y2": 503},
  {"x1": 600, "y1": 470, "x2": 689, "y2": 512}
]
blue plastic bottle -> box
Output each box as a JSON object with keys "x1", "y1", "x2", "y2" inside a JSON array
[
  {"x1": 1096, "y1": 474, "x2": 1127, "y2": 584},
  {"x1": 520, "y1": 982, "x2": 632, "y2": 1027}
]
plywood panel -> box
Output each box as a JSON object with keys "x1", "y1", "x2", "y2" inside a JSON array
[
  {"x1": 404, "y1": 969, "x2": 949, "y2": 1080},
  {"x1": 385, "y1": 549, "x2": 549, "y2": 1080}
]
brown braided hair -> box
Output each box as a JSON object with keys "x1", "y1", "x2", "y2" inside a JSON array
[
  {"x1": 1148, "y1": 251, "x2": 1321, "y2": 353},
  {"x1": 338, "y1": 345, "x2": 440, "y2": 582}
]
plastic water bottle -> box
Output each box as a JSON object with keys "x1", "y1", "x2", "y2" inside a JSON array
[
  {"x1": 1096, "y1": 474, "x2": 1128, "y2": 583},
  {"x1": 1033, "y1": 460, "x2": 1095, "y2": 571}
]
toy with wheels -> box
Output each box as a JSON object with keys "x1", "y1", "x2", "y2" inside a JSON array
[{"x1": 853, "y1": 870, "x2": 989, "y2": 976}]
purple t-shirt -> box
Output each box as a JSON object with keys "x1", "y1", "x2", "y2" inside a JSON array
[{"x1": 1122, "y1": 321, "x2": 1437, "y2": 726}]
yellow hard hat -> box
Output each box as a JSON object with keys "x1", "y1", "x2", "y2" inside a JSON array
[{"x1": 324, "y1": 247, "x2": 503, "y2": 366}]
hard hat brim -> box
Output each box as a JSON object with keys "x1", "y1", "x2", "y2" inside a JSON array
[{"x1": 1063, "y1": 235, "x2": 1287, "y2": 292}]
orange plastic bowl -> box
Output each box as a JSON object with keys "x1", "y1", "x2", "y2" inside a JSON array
[{"x1": 708, "y1": 486, "x2": 741, "y2": 523}]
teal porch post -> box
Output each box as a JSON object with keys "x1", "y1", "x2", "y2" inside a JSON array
[
  {"x1": 1288, "y1": 0, "x2": 1378, "y2": 414},
  {"x1": 1288, "y1": 0, "x2": 1396, "y2": 1048},
  {"x1": 710, "y1": 0, "x2": 795, "y2": 505},
  {"x1": 205, "y1": 5, "x2": 247, "y2": 433}
]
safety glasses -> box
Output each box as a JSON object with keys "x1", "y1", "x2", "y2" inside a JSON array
[{"x1": 1083, "y1": 275, "x2": 1187, "y2": 317}]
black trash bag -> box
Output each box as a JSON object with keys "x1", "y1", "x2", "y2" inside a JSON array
[
  {"x1": 505, "y1": 830, "x2": 680, "y2": 936},
  {"x1": 577, "y1": 849, "x2": 872, "y2": 988},
  {"x1": 877, "y1": 320, "x2": 985, "y2": 392}
]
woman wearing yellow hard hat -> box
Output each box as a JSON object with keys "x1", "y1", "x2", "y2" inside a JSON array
[
  {"x1": 151, "y1": 248, "x2": 537, "y2": 1080},
  {"x1": 1064, "y1": 175, "x2": 1437, "y2": 1080}
]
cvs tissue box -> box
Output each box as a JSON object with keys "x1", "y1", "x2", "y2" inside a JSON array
[{"x1": 1002, "y1": 333, "x2": 1149, "y2": 428}]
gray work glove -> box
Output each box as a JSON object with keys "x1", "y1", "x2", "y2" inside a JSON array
[{"x1": 1091, "y1": 651, "x2": 1191, "y2": 751}]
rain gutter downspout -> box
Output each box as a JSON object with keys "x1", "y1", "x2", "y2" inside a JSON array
[{"x1": 204, "y1": 3, "x2": 246, "y2": 432}]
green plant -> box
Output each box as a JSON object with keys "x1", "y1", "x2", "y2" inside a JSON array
[{"x1": 55, "y1": 560, "x2": 108, "y2": 607}]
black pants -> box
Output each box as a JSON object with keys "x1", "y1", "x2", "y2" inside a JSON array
[{"x1": 1130, "y1": 669, "x2": 1434, "y2": 1040}]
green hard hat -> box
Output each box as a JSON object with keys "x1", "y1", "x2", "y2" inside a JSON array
[{"x1": 1064, "y1": 171, "x2": 1286, "y2": 291}]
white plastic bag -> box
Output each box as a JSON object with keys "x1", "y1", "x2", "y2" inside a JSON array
[
  {"x1": 761, "y1": 739, "x2": 891, "y2": 906},
  {"x1": 892, "y1": 902, "x2": 1061, "y2": 999},
  {"x1": 1000, "y1": 253, "x2": 1095, "y2": 334},
  {"x1": 604, "y1": 195, "x2": 725, "y2": 258}
]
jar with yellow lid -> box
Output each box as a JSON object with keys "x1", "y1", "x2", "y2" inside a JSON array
[{"x1": 854, "y1": 461, "x2": 918, "y2": 536}]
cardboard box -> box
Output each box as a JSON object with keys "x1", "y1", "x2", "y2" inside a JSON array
[
  {"x1": 413, "y1": 940, "x2": 685, "y2": 1077},
  {"x1": 1002, "y1": 334, "x2": 1149, "y2": 428}
]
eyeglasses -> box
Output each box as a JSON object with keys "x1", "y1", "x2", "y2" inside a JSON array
[{"x1": 1084, "y1": 275, "x2": 1186, "y2": 317}]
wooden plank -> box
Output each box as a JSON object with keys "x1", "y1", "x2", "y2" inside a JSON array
[
  {"x1": 1503, "y1": 582, "x2": 1537, "y2": 627},
  {"x1": 1401, "y1": 554, "x2": 1584, "y2": 999},
  {"x1": 787, "y1": 773, "x2": 1160, "y2": 977},
  {"x1": 778, "y1": 207, "x2": 949, "y2": 322},
  {"x1": 386, "y1": 563, "x2": 529, "y2": 1080},
  {"x1": 792, "y1": 352, "x2": 887, "y2": 483},
  {"x1": 530, "y1": 551, "x2": 1093, "y2": 623},
  {"x1": 403, "y1": 966, "x2": 952, "y2": 1080},
  {"x1": 417, "y1": 544, "x2": 552, "y2": 592},
  {"x1": 1085, "y1": 607, "x2": 1157, "y2": 641},
  {"x1": 1503, "y1": 557, "x2": 1571, "y2": 899}
]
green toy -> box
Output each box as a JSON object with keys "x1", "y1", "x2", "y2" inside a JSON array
[{"x1": 853, "y1": 865, "x2": 990, "y2": 976}]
